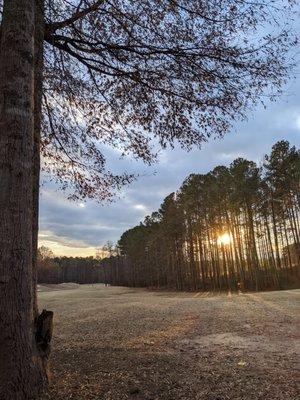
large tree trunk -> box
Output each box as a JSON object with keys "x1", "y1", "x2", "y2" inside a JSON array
[
  {"x1": 32, "y1": 0, "x2": 44, "y2": 317},
  {"x1": 0, "y1": 1, "x2": 51, "y2": 398}
]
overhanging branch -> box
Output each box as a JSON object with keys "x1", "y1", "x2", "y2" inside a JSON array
[{"x1": 45, "y1": 0, "x2": 106, "y2": 35}]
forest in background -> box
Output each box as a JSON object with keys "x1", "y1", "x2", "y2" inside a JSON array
[
  {"x1": 37, "y1": 140, "x2": 300, "y2": 291},
  {"x1": 37, "y1": 253, "x2": 99, "y2": 284},
  {"x1": 37, "y1": 241, "x2": 116, "y2": 283},
  {"x1": 99, "y1": 140, "x2": 300, "y2": 291}
]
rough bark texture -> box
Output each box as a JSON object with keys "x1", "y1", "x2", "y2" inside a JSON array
[
  {"x1": 32, "y1": 0, "x2": 44, "y2": 318},
  {"x1": 0, "y1": 1, "x2": 50, "y2": 398}
]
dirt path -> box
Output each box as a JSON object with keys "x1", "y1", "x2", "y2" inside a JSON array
[{"x1": 40, "y1": 286, "x2": 300, "y2": 400}]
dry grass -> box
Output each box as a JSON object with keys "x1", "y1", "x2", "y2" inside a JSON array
[{"x1": 40, "y1": 285, "x2": 300, "y2": 400}]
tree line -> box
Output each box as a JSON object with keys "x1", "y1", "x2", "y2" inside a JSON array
[
  {"x1": 37, "y1": 245, "x2": 116, "y2": 284},
  {"x1": 100, "y1": 141, "x2": 300, "y2": 291},
  {"x1": 37, "y1": 250, "x2": 100, "y2": 285}
]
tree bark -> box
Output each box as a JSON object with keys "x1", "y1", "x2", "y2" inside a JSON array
[
  {"x1": 32, "y1": 0, "x2": 44, "y2": 317},
  {"x1": 0, "y1": 1, "x2": 50, "y2": 398}
]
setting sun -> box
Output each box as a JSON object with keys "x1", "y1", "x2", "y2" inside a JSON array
[{"x1": 217, "y1": 233, "x2": 232, "y2": 246}]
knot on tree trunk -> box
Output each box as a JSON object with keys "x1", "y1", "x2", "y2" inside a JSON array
[{"x1": 35, "y1": 309, "x2": 54, "y2": 358}]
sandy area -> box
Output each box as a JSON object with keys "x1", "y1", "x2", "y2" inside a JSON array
[
  {"x1": 37, "y1": 283, "x2": 80, "y2": 292},
  {"x1": 39, "y1": 285, "x2": 300, "y2": 400}
]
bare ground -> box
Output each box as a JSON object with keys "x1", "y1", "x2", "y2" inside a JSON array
[{"x1": 39, "y1": 285, "x2": 300, "y2": 400}]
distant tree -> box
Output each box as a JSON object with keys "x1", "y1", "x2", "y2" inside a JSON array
[
  {"x1": 38, "y1": 245, "x2": 55, "y2": 260},
  {"x1": 229, "y1": 158, "x2": 262, "y2": 288},
  {"x1": 103, "y1": 241, "x2": 117, "y2": 257},
  {"x1": 264, "y1": 141, "x2": 300, "y2": 269},
  {"x1": 96, "y1": 241, "x2": 117, "y2": 260},
  {"x1": 95, "y1": 247, "x2": 108, "y2": 261},
  {"x1": 159, "y1": 193, "x2": 185, "y2": 289},
  {"x1": 37, "y1": 246, "x2": 59, "y2": 283}
]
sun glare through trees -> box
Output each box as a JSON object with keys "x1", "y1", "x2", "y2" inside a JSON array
[
  {"x1": 217, "y1": 233, "x2": 232, "y2": 246},
  {"x1": 99, "y1": 141, "x2": 300, "y2": 293}
]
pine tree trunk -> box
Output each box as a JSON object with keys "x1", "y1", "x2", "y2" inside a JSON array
[
  {"x1": 271, "y1": 198, "x2": 282, "y2": 270},
  {"x1": 0, "y1": 1, "x2": 51, "y2": 398}
]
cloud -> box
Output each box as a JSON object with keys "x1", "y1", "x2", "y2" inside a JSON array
[{"x1": 133, "y1": 204, "x2": 148, "y2": 211}]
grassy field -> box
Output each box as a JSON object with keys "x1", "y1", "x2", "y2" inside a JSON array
[{"x1": 40, "y1": 285, "x2": 299, "y2": 400}]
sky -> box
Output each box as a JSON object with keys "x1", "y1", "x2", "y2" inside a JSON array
[{"x1": 38, "y1": 13, "x2": 300, "y2": 257}]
